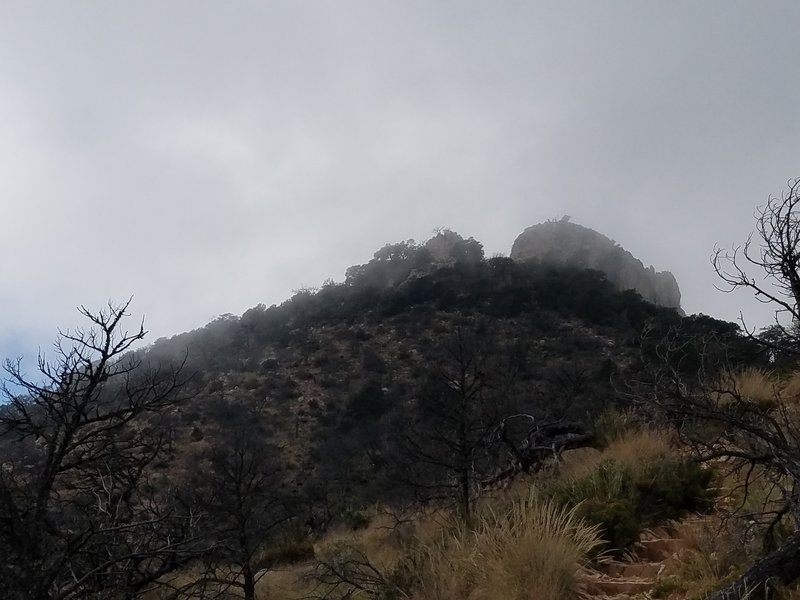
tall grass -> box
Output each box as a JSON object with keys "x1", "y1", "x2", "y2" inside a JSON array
[
  {"x1": 601, "y1": 428, "x2": 673, "y2": 467},
  {"x1": 732, "y1": 368, "x2": 777, "y2": 407},
  {"x1": 413, "y1": 494, "x2": 602, "y2": 600},
  {"x1": 715, "y1": 367, "x2": 800, "y2": 412},
  {"x1": 305, "y1": 508, "x2": 454, "y2": 599},
  {"x1": 559, "y1": 427, "x2": 673, "y2": 482}
]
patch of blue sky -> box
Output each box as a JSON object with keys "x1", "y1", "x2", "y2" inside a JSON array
[{"x1": 0, "y1": 331, "x2": 44, "y2": 399}]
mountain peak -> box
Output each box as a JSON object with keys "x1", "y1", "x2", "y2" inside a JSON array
[{"x1": 510, "y1": 220, "x2": 682, "y2": 310}]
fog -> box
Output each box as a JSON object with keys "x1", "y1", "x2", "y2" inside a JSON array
[{"x1": 2, "y1": 1, "x2": 799, "y2": 361}]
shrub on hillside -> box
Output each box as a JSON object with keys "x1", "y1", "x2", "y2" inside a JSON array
[
  {"x1": 637, "y1": 458, "x2": 714, "y2": 520},
  {"x1": 549, "y1": 457, "x2": 713, "y2": 551},
  {"x1": 549, "y1": 461, "x2": 640, "y2": 550},
  {"x1": 592, "y1": 409, "x2": 638, "y2": 448}
]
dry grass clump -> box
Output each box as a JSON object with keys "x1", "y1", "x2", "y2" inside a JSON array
[
  {"x1": 559, "y1": 427, "x2": 674, "y2": 482},
  {"x1": 412, "y1": 493, "x2": 602, "y2": 600},
  {"x1": 779, "y1": 370, "x2": 800, "y2": 403},
  {"x1": 256, "y1": 565, "x2": 316, "y2": 600},
  {"x1": 730, "y1": 368, "x2": 778, "y2": 408},
  {"x1": 315, "y1": 507, "x2": 451, "y2": 567},
  {"x1": 776, "y1": 584, "x2": 800, "y2": 599},
  {"x1": 715, "y1": 367, "x2": 800, "y2": 412},
  {"x1": 306, "y1": 507, "x2": 454, "y2": 599},
  {"x1": 601, "y1": 428, "x2": 674, "y2": 467},
  {"x1": 315, "y1": 518, "x2": 400, "y2": 573}
]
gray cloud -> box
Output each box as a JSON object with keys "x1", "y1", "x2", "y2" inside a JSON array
[{"x1": 2, "y1": 1, "x2": 799, "y2": 361}]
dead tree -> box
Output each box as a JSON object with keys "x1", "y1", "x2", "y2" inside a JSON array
[
  {"x1": 481, "y1": 415, "x2": 594, "y2": 489},
  {"x1": 178, "y1": 417, "x2": 290, "y2": 600},
  {"x1": 650, "y1": 179, "x2": 800, "y2": 598},
  {"x1": 396, "y1": 327, "x2": 510, "y2": 523},
  {"x1": 645, "y1": 328, "x2": 800, "y2": 599},
  {"x1": 306, "y1": 543, "x2": 394, "y2": 600},
  {"x1": 0, "y1": 300, "x2": 199, "y2": 599},
  {"x1": 705, "y1": 534, "x2": 800, "y2": 600},
  {"x1": 713, "y1": 177, "x2": 800, "y2": 356}
]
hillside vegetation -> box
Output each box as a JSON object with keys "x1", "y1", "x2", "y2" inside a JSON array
[{"x1": 3, "y1": 223, "x2": 794, "y2": 600}]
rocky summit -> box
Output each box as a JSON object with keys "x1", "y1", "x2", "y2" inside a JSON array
[{"x1": 510, "y1": 218, "x2": 682, "y2": 310}]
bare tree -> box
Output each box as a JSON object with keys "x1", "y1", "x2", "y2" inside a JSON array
[
  {"x1": 306, "y1": 543, "x2": 396, "y2": 600},
  {"x1": 179, "y1": 416, "x2": 290, "y2": 600},
  {"x1": 482, "y1": 415, "x2": 593, "y2": 489},
  {"x1": 649, "y1": 180, "x2": 800, "y2": 599},
  {"x1": 395, "y1": 327, "x2": 518, "y2": 522},
  {"x1": 0, "y1": 300, "x2": 199, "y2": 599},
  {"x1": 643, "y1": 325, "x2": 800, "y2": 599},
  {"x1": 713, "y1": 177, "x2": 800, "y2": 356}
]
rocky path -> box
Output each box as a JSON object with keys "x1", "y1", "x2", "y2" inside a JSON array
[{"x1": 585, "y1": 533, "x2": 690, "y2": 598}]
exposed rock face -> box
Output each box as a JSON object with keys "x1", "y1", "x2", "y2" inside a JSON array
[
  {"x1": 424, "y1": 229, "x2": 484, "y2": 264},
  {"x1": 510, "y1": 219, "x2": 682, "y2": 310}
]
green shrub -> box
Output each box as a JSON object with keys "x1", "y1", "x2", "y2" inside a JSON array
[
  {"x1": 577, "y1": 498, "x2": 641, "y2": 550},
  {"x1": 549, "y1": 461, "x2": 642, "y2": 550},
  {"x1": 592, "y1": 409, "x2": 637, "y2": 448},
  {"x1": 548, "y1": 458, "x2": 713, "y2": 552},
  {"x1": 636, "y1": 458, "x2": 714, "y2": 521},
  {"x1": 550, "y1": 460, "x2": 630, "y2": 507},
  {"x1": 342, "y1": 382, "x2": 392, "y2": 426},
  {"x1": 651, "y1": 576, "x2": 681, "y2": 598},
  {"x1": 344, "y1": 509, "x2": 372, "y2": 530}
]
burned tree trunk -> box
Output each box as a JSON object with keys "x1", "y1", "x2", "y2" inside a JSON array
[
  {"x1": 707, "y1": 531, "x2": 800, "y2": 600},
  {"x1": 482, "y1": 416, "x2": 594, "y2": 489}
]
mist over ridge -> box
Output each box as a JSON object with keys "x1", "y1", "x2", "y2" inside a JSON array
[{"x1": 510, "y1": 218, "x2": 682, "y2": 311}]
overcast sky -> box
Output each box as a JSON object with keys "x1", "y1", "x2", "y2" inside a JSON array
[{"x1": 2, "y1": 1, "x2": 799, "y2": 365}]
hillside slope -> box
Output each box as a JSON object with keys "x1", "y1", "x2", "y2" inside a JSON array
[
  {"x1": 0, "y1": 229, "x2": 761, "y2": 600},
  {"x1": 139, "y1": 235, "x2": 742, "y2": 524}
]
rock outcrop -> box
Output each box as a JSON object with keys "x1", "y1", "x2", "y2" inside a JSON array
[
  {"x1": 424, "y1": 229, "x2": 484, "y2": 264},
  {"x1": 510, "y1": 219, "x2": 682, "y2": 310}
]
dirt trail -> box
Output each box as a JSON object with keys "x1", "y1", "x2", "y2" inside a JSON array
[{"x1": 585, "y1": 532, "x2": 690, "y2": 598}]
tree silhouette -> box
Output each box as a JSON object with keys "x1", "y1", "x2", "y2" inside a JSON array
[
  {"x1": 657, "y1": 179, "x2": 800, "y2": 599},
  {"x1": 0, "y1": 300, "x2": 199, "y2": 599},
  {"x1": 181, "y1": 414, "x2": 289, "y2": 600},
  {"x1": 396, "y1": 327, "x2": 510, "y2": 522},
  {"x1": 714, "y1": 177, "x2": 800, "y2": 358}
]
